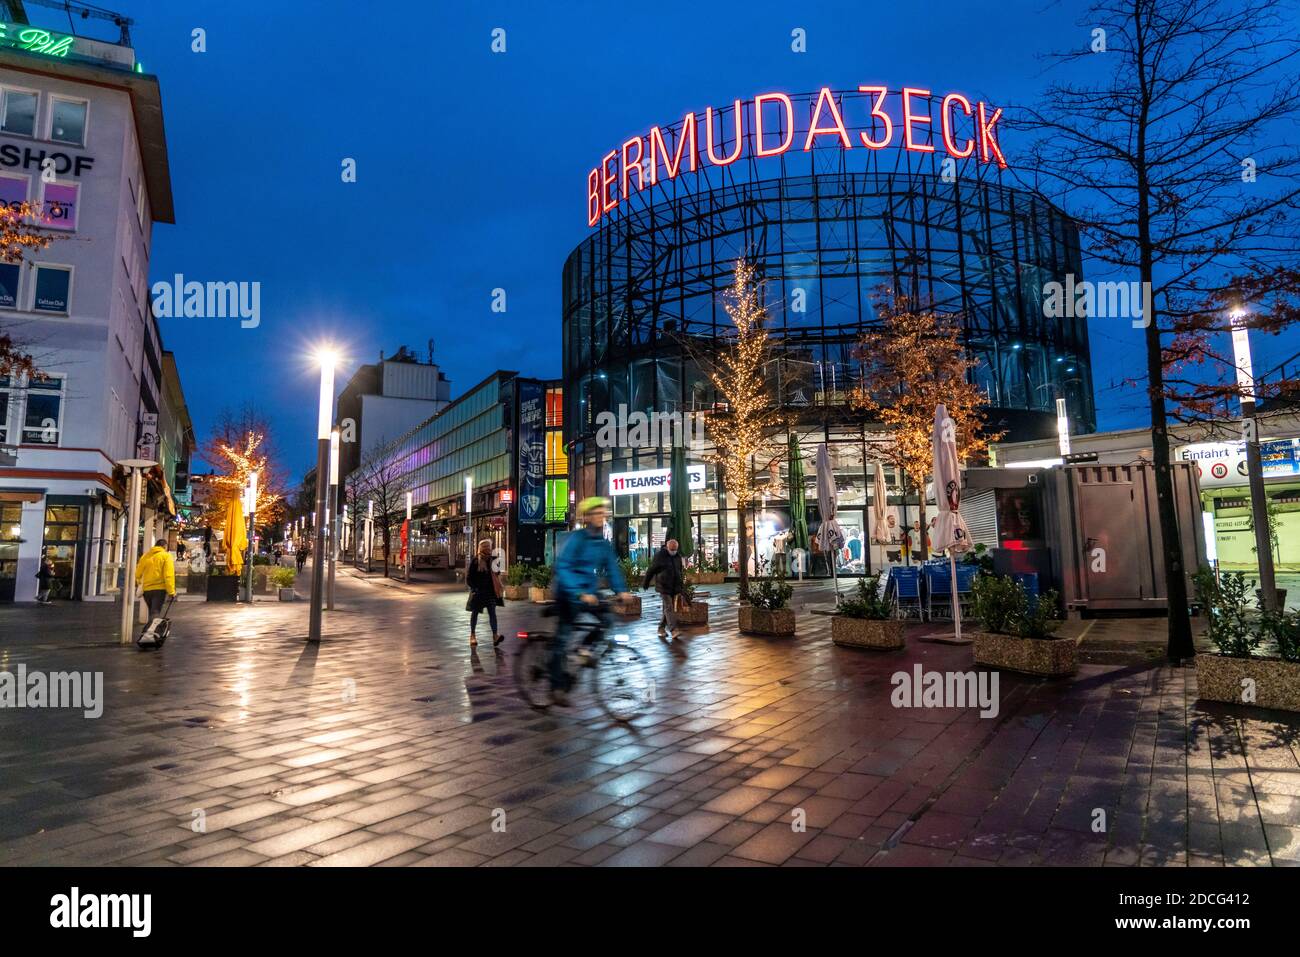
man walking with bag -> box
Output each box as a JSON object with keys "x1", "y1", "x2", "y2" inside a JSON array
[{"x1": 642, "y1": 538, "x2": 685, "y2": 639}]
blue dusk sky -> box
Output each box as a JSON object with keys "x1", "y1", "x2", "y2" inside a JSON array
[{"x1": 89, "y1": 0, "x2": 1299, "y2": 475}]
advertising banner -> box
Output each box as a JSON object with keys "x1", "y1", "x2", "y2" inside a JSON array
[{"x1": 518, "y1": 380, "x2": 545, "y2": 524}]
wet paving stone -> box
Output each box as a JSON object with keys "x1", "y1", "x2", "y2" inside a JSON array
[{"x1": 0, "y1": 571, "x2": 1297, "y2": 866}]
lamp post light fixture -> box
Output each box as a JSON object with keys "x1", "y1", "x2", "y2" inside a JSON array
[
  {"x1": 309, "y1": 349, "x2": 336, "y2": 642},
  {"x1": 1231, "y1": 309, "x2": 1278, "y2": 611},
  {"x1": 1055, "y1": 398, "x2": 1071, "y2": 457},
  {"x1": 243, "y1": 470, "x2": 259, "y2": 602},
  {"x1": 405, "y1": 490, "x2": 413, "y2": 582},
  {"x1": 328, "y1": 427, "x2": 340, "y2": 610},
  {"x1": 365, "y1": 498, "x2": 374, "y2": 572},
  {"x1": 464, "y1": 475, "x2": 473, "y2": 568}
]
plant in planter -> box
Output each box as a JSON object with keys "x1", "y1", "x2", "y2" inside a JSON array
[
  {"x1": 270, "y1": 566, "x2": 296, "y2": 601},
  {"x1": 1193, "y1": 567, "x2": 1300, "y2": 712},
  {"x1": 832, "y1": 578, "x2": 903, "y2": 650},
  {"x1": 969, "y1": 575, "x2": 1074, "y2": 676},
  {"x1": 740, "y1": 572, "x2": 795, "y2": 636},
  {"x1": 615, "y1": 557, "x2": 643, "y2": 615},
  {"x1": 675, "y1": 579, "x2": 709, "y2": 626},
  {"x1": 688, "y1": 554, "x2": 726, "y2": 584},
  {"x1": 503, "y1": 563, "x2": 531, "y2": 600},
  {"x1": 528, "y1": 564, "x2": 553, "y2": 603}
]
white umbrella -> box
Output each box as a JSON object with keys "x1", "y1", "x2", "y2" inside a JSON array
[
  {"x1": 931, "y1": 403, "x2": 971, "y2": 639},
  {"x1": 816, "y1": 443, "x2": 846, "y2": 601},
  {"x1": 871, "y1": 460, "x2": 891, "y2": 572}
]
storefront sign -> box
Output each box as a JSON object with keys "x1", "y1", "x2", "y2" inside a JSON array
[
  {"x1": 0, "y1": 144, "x2": 95, "y2": 178},
  {"x1": 517, "y1": 381, "x2": 545, "y2": 524},
  {"x1": 0, "y1": 23, "x2": 74, "y2": 58},
  {"x1": 588, "y1": 85, "x2": 1008, "y2": 226},
  {"x1": 1176, "y1": 438, "x2": 1300, "y2": 488},
  {"x1": 608, "y1": 465, "x2": 705, "y2": 496}
]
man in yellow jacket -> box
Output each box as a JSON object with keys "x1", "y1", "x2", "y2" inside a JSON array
[{"x1": 135, "y1": 539, "x2": 176, "y2": 622}]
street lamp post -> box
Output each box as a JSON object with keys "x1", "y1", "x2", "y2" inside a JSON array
[
  {"x1": 405, "y1": 490, "x2": 413, "y2": 582},
  {"x1": 1232, "y1": 311, "x2": 1278, "y2": 611},
  {"x1": 328, "y1": 428, "x2": 340, "y2": 610},
  {"x1": 366, "y1": 499, "x2": 374, "y2": 572},
  {"x1": 243, "y1": 470, "x2": 259, "y2": 603},
  {"x1": 117, "y1": 458, "x2": 154, "y2": 644},
  {"x1": 309, "y1": 351, "x2": 336, "y2": 642}
]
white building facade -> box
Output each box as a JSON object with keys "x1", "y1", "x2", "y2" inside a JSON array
[{"x1": 0, "y1": 22, "x2": 174, "y2": 602}]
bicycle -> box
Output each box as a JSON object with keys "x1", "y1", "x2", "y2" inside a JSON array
[{"x1": 513, "y1": 597, "x2": 653, "y2": 722}]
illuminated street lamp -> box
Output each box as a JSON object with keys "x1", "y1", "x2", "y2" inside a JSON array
[
  {"x1": 242, "y1": 470, "x2": 259, "y2": 602},
  {"x1": 1231, "y1": 309, "x2": 1278, "y2": 610},
  {"x1": 405, "y1": 490, "x2": 413, "y2": 582},
  {"x1": 328, "y1": 427, "x2": 340, "y2": 610},
  {"x1": 309, "y1": 349, "x2": 336, "y2": 642}
]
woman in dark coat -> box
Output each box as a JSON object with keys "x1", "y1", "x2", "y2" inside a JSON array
[{"x1": 466, "y1": 538, "x2": 504, "y2": 648}]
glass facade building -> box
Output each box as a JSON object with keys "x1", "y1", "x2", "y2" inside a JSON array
[{"x1": 562, "y1": 154, "x2": 1094, "y2": 576}]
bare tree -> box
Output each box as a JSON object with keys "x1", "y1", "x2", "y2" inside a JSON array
[
  {"x1": 1019, "y1": 0, "x2": 1300, "y2": 660},
  {"x1": 351, "y1": 440, "x2": 411, "y2": 578}
]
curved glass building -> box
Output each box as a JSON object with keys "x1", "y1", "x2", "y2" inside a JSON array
[{"x1": 562, "y1": 90, "x2": 1094, "y2": 577}]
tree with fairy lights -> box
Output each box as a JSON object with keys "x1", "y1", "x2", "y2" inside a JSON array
[
  {"x1": 705, "y1": 258, "x2": 785, "y2": 595},
  {"x1": 851, "y1": 302, "x2": 1002, "y2": 561},
  {"x1": 1, "y1": 202, "x2": 69, "y2": 380},
  {"x1": 200, "y1": 406, "x2": 286, "y2": 527}
]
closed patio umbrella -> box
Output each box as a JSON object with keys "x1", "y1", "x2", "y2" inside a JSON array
[
  {"x1": 931, "y1": 403, "x2": 971, "y2": 639},
  {"x1": 667, "y1": 444, "x2": 695, "y2": 559},
  {"x1": 223, "y1": 494, "x2": 248, "y2": 578},
  {"x1": 787, "y1": 434, "x2": 810, "y2": 568},
  {"x1": 871, "y1": 460, "x2": 891, "y2": 571},
  {"x1": 815, "y1": 443, "x2": 846, "y2": 601}
]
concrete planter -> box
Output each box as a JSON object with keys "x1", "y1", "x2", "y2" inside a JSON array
[
  {"x1": 690, "y1": 572, "x2": 725, "y2": 585},
  {"x1": 617, "y1": 595, "x2": 642, "y2": 617},
  {"x1": 252, "y1": 568, "x2": 271, "y2": 594},
  {"x1": 206, "y1": 575, "x2": 239, "y2": 603},
  {"x1": 740, "y1": 605, "x2": 796, "y2": 636},
  {"x1": 832, "y1": 616, "x2": 905, "y2": 650},
  {"x1": 529, "y1": 586, "x2": 549, "y2": 604},
  {"x1": 677, "y1": 600, "x2": 708, "y2": 626},
  {"x1": 1195, "y1": 654, "x2": 1300, "y2": 713},
  {"x1": 186, "y1": 572, "x2": 207, "y2": 595},
  {"x1": 503, "y1": 585, "x2": 528, "y2": 601},
  {"x1": 972, "y1": 631, "x2": 1077, "y2": 677},
  {"x1": 278, "y1": 587, "x2": 295, "y2": 602}
]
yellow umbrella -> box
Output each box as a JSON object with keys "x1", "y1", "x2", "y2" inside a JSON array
[{"x1": 224, "y1": 495, "x2": 248, "y2": 577}]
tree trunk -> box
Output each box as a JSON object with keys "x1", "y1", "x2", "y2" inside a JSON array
[
  {"x1": 916, "y1": 476, "x2": 930, "y2": 562},
  {"x1": 1134, "y1": 30, "x2": 1194, "y2": 662},
  {"x1": 381, "y1": 526, "x2": 390, "y2": 578},
  {"x1": 737, "y1": 502, "x2": 750, "y2": 598}
]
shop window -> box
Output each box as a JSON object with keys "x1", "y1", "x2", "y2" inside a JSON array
[
  {"x1": 0, "y1": 88, "x2": 36, "y2": 136},
  {"x1": 22, "y1": 375, "x2": 63, "y2": 445},
  {"x1": 32, "y1": 265, "x2": 71, "y2": 313},
  {"x1": 0, "y1": 173, "x2": 27, "y2": 213},
  {"x1": 49, "y1": 97, "x2": 87, "y2": 146}
]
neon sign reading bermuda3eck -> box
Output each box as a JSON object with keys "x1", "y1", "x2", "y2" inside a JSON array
[{"x1": 587, "y1": 85, "x2": 1009, "y2": 227}]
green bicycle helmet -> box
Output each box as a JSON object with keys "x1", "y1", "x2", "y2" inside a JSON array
[{"x1": 577, "y1": 496, "x2": 610, "y2": 515}]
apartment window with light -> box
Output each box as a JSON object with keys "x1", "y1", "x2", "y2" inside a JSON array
[
  {"x1": 0, "y1": 262, "x2": 19, "y2": 309},
  {"x1": 49, "y1": 97, "x2": 87, "y2": 146},
  {"x1": 21, "y1": 375, "x2": 64, "y2": 446},
  {"x1": 40, "y1": 180, "x2": 78, "y2": 231},
  {"x1": 0, "y1": 88, "x2": 37, "y2": 137}
]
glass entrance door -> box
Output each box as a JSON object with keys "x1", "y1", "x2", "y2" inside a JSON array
[{"x1": 43, "y1": 503, "x2": 83, "y2": 600}]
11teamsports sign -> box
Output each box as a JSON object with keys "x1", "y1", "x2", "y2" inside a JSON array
[{"x1": 587, "y1": 85, "x2": 1009, "y2": 226}]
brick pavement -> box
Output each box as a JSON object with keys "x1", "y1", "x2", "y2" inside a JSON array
[{"x1": 0, "y1": 566, "x2": 1297, "y2": 866}]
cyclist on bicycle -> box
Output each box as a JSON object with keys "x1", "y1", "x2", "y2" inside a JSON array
[{"x1": 551, "y1": 496, "x2": 633, "y2": 706}]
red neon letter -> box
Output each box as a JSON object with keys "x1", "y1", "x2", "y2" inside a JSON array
[
  {"x1": 901, "y1": 88, "x2": 934, "y2": 153},
  {"x1": 857, "y1": 85, "x2": 893, "y2": 149},
  {"x1": 754, "y1": 92, "x2": 794, "y2": 157},
  {"x1": 804, "y1": 87, "x2": 852, "y2": 150},
  {"x1": 706, "y1": 100, "x2": 743, "y2": 166},
  {"x1": 648, "y1": 114, "x2": 697, "y2": 185},
  {"x1": 621, "y1": 136, "x2": 643, "y2": 199},
  {"x1": 977, "y1": 101, "x2": 1008, "y2": 168},
  {"x1": 940, "y1": 93, "x2": 974, "y2": 158},
  {"x1": 600, "y1": 150, "x2": 618, "y2": 213},
  {"x1": 587, "y1": 168, "x2": 601, "y2": 226}
]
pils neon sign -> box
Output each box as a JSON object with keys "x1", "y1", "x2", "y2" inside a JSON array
[
  {"x1": 0, "y1": 23, "x2": 75, "y2": 58},
  {"x1": 587, "y1": 86, "x2": 1009, "y2": 227}
]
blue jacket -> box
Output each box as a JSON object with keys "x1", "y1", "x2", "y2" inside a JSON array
[{"x1": 555, "y1": 527, "x2": 627, "y2": 598}]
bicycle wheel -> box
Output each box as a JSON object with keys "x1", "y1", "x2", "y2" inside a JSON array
[
  {"x1": 594, "y1": 635, "x2": 653, "y2": 722},
  {"x1": 513, "y1": 634, "x2": 552, "y2": 709}
]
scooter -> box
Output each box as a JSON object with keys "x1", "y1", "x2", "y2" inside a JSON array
[{"x1": 137, "y1": 594, "x2": 177, "y2": 650}]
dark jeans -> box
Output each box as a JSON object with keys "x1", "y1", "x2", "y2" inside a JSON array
[
  {"x1": 470, "y1": 601, "x2": 498, "y2": 637},
  {"x1": 143, "y1": 589, "x2": 167, "y2": 620}
]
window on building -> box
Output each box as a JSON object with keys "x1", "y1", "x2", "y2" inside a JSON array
[
  {"x1": 1, "y1": 89, "x2": 37, "y2": 136},
  {"x1": 40, "y1": 181, "x2": 78, "y2": 231},
  {"x1": 0, "y1": 173, "x2": 27, "y2": 213},
  {"x1": 0, "y1": 262, "x2": 19, "y2": 309},
  {"x1": 49, "y1": 98, "x2": 87, "y2": 145},
  {"x1": 22, "y1": 375, "x2": 64, "y2": 445},
  {"x1": 0, "y1": 376, "x2": 11, "y2": 444},
  {"x1": 32, "y1": 265, "x2": 71, "y2": 313}
]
